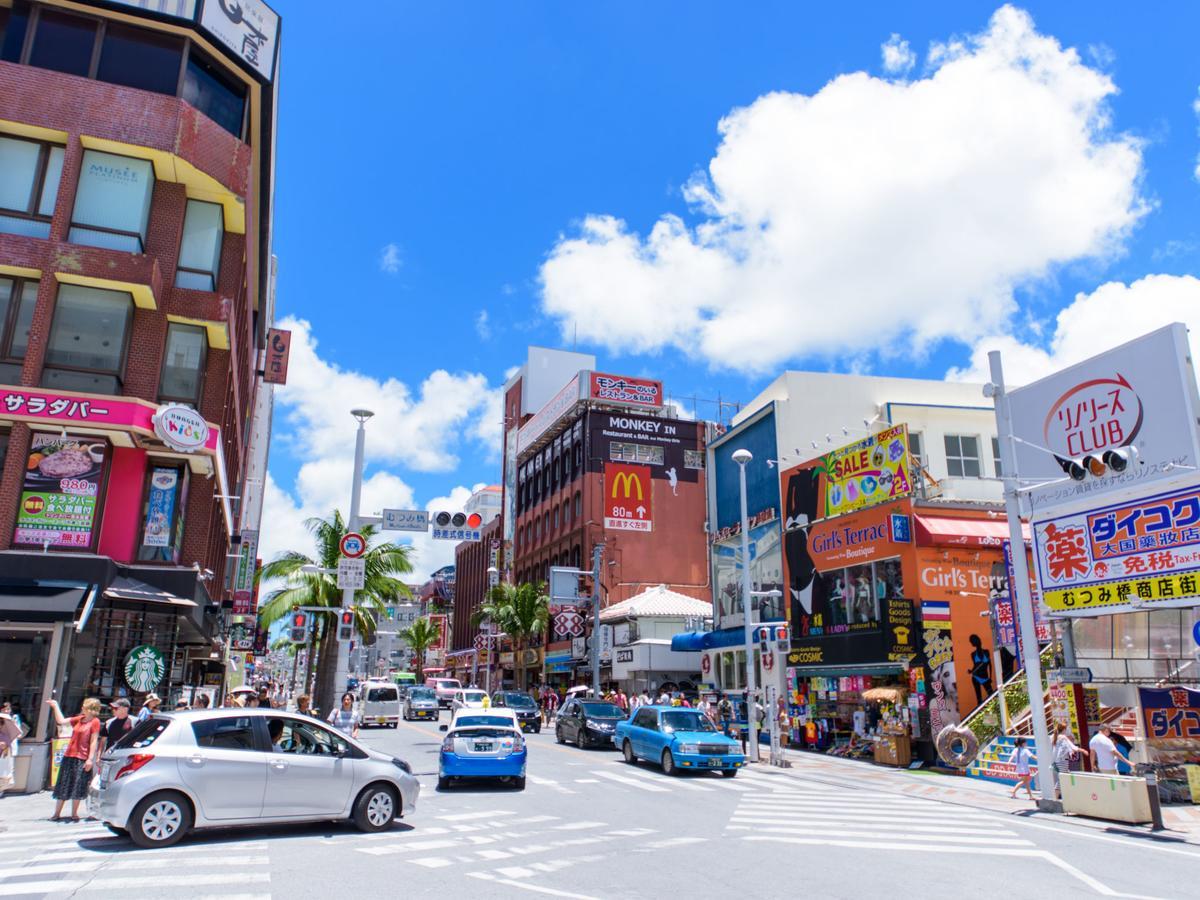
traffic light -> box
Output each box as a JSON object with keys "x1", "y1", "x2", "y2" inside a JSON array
[
  {"x1": 433, "y1": 511, "x2": 484, "y2": 529},
  {"x1": 1057, "y1": 446, "x2": 1139, "y2": 482},
  {"x1": 337, "y1": 608, "x2": 355, "y2": 642},
  {"x1": 288, "y1": 611, "x2": 309, "y2": 644}
]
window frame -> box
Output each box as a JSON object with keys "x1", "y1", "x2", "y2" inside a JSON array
[
  {"x1": 158, "y1": 321, "x2": 208, "y2": 405},
  {"x1": 69, "y1": 149, "x2": 157, "y2": 253},
  {"x1": 908, "y1": 431, "x2": 926, "y2": 467},
  {"x1": 41, "y1": 283, "x2": 135, "y2": 393},
  {"x1": 0, "y1": 275, "x2": 38, "y2": 377},
  {"x1": 943, "y1": 434, "x2": 982, "y2": 479},
  {"x1": 175, "y1": 198, "x2": 225, "y2": 291},
  {"x1": 683, "y1": 449, "x2": 704, "y2": 469},
  {"x1": 991, "y1": 436, "x2": 1003, "y2": 478},
  {"x1": 0, "y1": 133, "x2": 64, "y2": 231}
]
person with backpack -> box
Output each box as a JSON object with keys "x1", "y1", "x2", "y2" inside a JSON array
[{"x1": 717, "y1": 695, "x2": 734, "y2": 737}]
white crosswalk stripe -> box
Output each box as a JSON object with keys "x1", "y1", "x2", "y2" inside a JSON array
[
  {"x1": 588, "y1": 770, "x2": 671, "y2": 792},
  {"x1": 595, "y1": 765, "x2": 717, "y2": 791}
]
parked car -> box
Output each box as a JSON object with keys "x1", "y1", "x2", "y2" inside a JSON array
[
  {"x1": 360, "y1": 681, "x2": 401, "y2": 728},
  {"x1": 555, "y1": 698, "x2": 626, "y2": 748},
  {"x1": 450, "y1": 689, "x2": 489, "y2": 713},
  {"x1": 426, "y1": 677, "x2": 462, "y2": 709},
  {"x1": 93, "y1": 709, "x2": 420, "y2": 848},
  {"x1": 437, "y1": 711, "x2": 527, "y2": 790},
  {"x1": 489, "y1": 691, "x2": 541, "y2": 733},
  {"x1": 402, "y1": 686, "x2": 440, "y2": 721},
  {"x1": 615, "y1": 705, "x2": 745, "y2": 776}
]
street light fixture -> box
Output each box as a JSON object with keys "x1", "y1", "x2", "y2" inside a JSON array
[
  {"x1": 335, "y1": 409, "x2": 375, "y2": 692},
  {"x1": 732, "y1": 448, "x2": 760, "y2": 762}
]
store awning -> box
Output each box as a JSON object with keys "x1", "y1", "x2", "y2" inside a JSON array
[
  {"x1": 104, "y1": 576, "x2": 197, "y2": 608},
  {"x1": 670, "y1": 627, "x2": 745, "y2": 653},
  {"x1": 913, "y1": 515, "x2": 1029, "y2": 549},
  {"x1": 0, "y1": 585, "x2": 88, "y2": 623},
  {"x1": 788, "y1": 662, "x2": 905, "y2": 678}
]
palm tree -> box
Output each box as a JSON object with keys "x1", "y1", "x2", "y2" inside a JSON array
[
  {"x1": 257, "y1": 510, "x2": 414, "y2": 714},
  {"x1": 398, "y1": 617, "x2": 442, "y2": 682},
  {"x1": 473, "y1": 581, "x2": 550, "y2": 691}
]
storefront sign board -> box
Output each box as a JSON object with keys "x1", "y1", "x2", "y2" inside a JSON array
[
  {"x1": 264, "y1": 328, "x2": 291, "y2": 384},
  {"x1": 821, "y1": 424, "x2": 912, "y2": 519},
  {"x1": 14, "y1": 434, "x2": 106, "y2": 549},
  {"x1": 589, "y1": 372, "x2": 663, "y2": 408},
  {"x1": 604, "y1": 463, "x2": 653, "y2": 532},
  {"x1": 517, "y1": 374, "x2": 582, "y2": 454},
  {"x1": 231, "y1": 529, "x2": 258, "y2": 616},
  {"x1": 142, "y1": 467, "x2": 178, "y2": 548},
  {"x1": 124, "y1": 644, "x2": 165, "y2": 692}
]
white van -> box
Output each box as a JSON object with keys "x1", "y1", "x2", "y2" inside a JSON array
[{"x1": 360, "y1": 681, "x2": 401, "y2": 728}]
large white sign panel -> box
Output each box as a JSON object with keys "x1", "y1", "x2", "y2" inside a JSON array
[
  {"x1": 1007, "y1": 324, "x2": 1200, "y2": 518},
  {"x1": 336, "y1": 558, "x2": 365, "y2": 590},
  {"x1": 200, "y1": 0, "x2": 279, "y2": 81}
]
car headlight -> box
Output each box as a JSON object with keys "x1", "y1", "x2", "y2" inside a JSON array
[
  {"x1": 676, "y1": 743, "x2": 700, "y2": 754},
  {"x1": 391, "y1": 757, "x2": 413, "y2": 774},
  {"x1": 587, "y1": 720, "x2": 614, "y2": 732}
]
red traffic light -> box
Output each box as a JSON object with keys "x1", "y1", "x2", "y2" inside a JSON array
[
  {"x1": 292, "y1": 612, "x2": 307, "y2": 628},
  {"x1": 340, "y1": 610, "x2": 354, "y2": 626}
]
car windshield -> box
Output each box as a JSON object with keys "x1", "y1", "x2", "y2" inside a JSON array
[
  {"x1": 409, "y1": 687, "x2": 435, "y2": 700},
  {"x1": 463, "y1": 691, "x2": 487, "y2": 702},
  {"x1": 504, "y1": 693, "x2": 537, "y2": 708},
  {"x1": 367, "y1": 687, "x2": 398, "y2": 702},
  {"x1": 436, "y1": 680, "x2": 461, "y2": 689},
  {"x1": 455, "y1": 715, "x2": 512, "y2": 728},
  {"x1": 661, "y1": 711, "x2": 717, "y2": 733},
  {"x1": 453, "y1": 727, "x2": 516, "y2": 739},
  {"x1": 580, "y1": 702, "x2": 625, "y2": 718}
]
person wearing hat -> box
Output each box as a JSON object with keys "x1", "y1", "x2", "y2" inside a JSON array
[
  {"x1": 100, "y1": 698, "x2": 134, "y2": 757},
  {"x1": 135, "y1": 693, "x2": 161, "y2": 724}
]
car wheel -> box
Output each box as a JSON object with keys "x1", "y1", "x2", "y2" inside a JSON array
[
  {"x1": 623, "y1": 740, "x2": 638, "y2": 765},
  {"x1": 353, "y1": 784, "x2": 397, "y2": 832},
  {"x1": 555, "y1": 725, "x2": 565, "y2": 744},
  {"x1": 128, "y1": 791, "x2": 192, "y2": 849},
  {"x1": 662, "y1": 749, "x2": 678, "y2": 776},
  {"x1": 104, "y1": 824, "x2": 128, "y2": 838},
  {"x1": 576, "y1": 729, "x2": 586, "y2": 749},
  {"x1": 721, "y1": 768, "x2": 738, "y2": 778},
  {"x1": 437, "y1": 776, "x2": 451, "y2": 790},
  {"x1": 513, "y1": 776, "x2": 526, "y2": 790},
  {"x1": 534, "y1": 726, "x2": 541, "y2": 734},
  {"x1": 390, "y1": 722, "x2": 398, "y2": 729}
]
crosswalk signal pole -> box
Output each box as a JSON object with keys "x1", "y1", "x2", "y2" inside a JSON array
[{"x1": 591, "y1": 545, "x2": 602, "y2": 698}]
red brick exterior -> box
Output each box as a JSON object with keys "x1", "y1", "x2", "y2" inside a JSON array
[{"x1": 451, "y1": 516, "x2": 503, "y2": 652}]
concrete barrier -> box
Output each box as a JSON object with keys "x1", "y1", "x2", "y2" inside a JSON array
[{"x1": 1060, "y1": 771, "x2": 1153, "y2": 824}]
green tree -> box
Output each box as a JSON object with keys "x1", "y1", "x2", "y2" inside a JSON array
[
  {"x1": 473, "y1": 581, "x2": 550, "y2": 691},
  {"x1": 257, "y1": 511, "x2": 414, "y2": 714},
  {"x1": 398, "y1": 617, "x2": 442, "y2": 682}
]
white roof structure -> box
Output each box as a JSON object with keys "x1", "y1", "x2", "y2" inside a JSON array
[{"x1": 600, "y1": 585, "x2": 712, "y2": 622}]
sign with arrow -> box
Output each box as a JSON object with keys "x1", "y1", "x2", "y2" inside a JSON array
[{"x1": 604, "y1": 463, "x2": 653, "y2": 533}]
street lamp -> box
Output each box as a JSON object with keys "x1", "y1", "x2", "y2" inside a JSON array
[
  {"x1": 335, "y1": 409, "x2": 374, "y2": 693},
  {"x1": 484, "y1": 566, "x2": 499, "y2": 693},
  {"x1": 732, "y1": 447, "x2": 760, "y2": 762}
]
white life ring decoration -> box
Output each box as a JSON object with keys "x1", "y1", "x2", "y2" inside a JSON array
[{"x1": 936, "y1": 724, "x2": 980, "y2": 768}]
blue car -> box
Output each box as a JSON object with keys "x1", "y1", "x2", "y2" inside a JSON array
[
  {"x1": 615, "y1": 705, "x2": 746, "y2": 776},
  {"x1": 437, "y1": 711, "x2": 527, "y2": 790}
]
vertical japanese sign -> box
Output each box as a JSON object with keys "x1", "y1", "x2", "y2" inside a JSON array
[
  {"x1": 1002, "y1": 540, "x2": 1052, "y2": 641},
  {"x1": 429, "y1": 614, "x2": 448, "y2": 651},
  {"x1": 263, "y1": 328, "x2": 291, "y2": 385},
  {"x1": 604, "y1": 463, "x2": 652, "y2": 532},
  {"x1": 822, "y1": 424, "x2": 912, "y2": 519},
  {"x1": 231, "y1": 530, "x2": 258, "y2": 616},
  {"x1": 199, "y1": 0, "x2": 279, "y2": 81},
  {"x1": 13, "y1": 434, "x2": 106, "y2": 549},
  {"x1": 142, "y1": 467, "x2": 178, "y2": 548}
]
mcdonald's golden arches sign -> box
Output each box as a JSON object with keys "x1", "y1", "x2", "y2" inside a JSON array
[{"x1": 605, "y1": 463, "x2": 653, "y2": 532}]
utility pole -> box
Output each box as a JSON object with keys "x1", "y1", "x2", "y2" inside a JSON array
[
  {"x1": 732, "y1": 448, "x2": 760, "y2": 762},
  {"x1": 334, "y1": 409, "x2": 373, "y2": 696},
  {"x1": 591, "y1": 544, "x2": 602, "y2": 697}
]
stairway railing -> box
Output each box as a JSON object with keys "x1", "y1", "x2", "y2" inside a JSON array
[{"x1": 960, "y1": 644, "x2": 1055, "y2": 747}]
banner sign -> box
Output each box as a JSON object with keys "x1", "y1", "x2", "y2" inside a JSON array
[
  {"x1": 821, "y1": 424, "x2": 912, "y2": 519},
  {"x1": 589, "y1": 372, "x2": 663, "y2": 408},
  {"x1": 14, "y1": 434, "x2": 106, "y2": 549},
  {"x1": 429, "y1": 614, "x2": 449, "y2": 651},
  {"x1": 1007, "y1": 324, "x2": 1200, "y2": 517},
  {"x1": 263, "y1": 328, "x2": 291, "y2": 384},
  {"x1": 553, "y1": 606, "x2": 586, "y2": 639},
  {"x1": 517, "y1": 374, "x2": 582, "y2": 454},
  {"x1": 1139, "y1": 686, "x2": 1200, "y2": 745},
  {"x1": 142, "y1": 467, "x2": 178, "y2": 548},
  {"x1": 199, "y1": 0, "x2": 279, "y2": 81},
  {"x1": 1032, "y1": 484, "x2": 1200, "y2": 615},
  {"x1": 604, "y1": 463, "x2": 653, "y2": 532},
  {"x1": 231, "y1": 529, "x2": 258, "y2": 615},
  {"x1": 1002, "y1": 540, "x2": 1053, "y2": 641}
]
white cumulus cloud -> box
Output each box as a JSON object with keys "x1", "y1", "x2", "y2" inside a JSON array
[
  {"x1": 539, "y1": 5, "x2": 1146, "y2": 374},
  {"x1": 881, "y1": 33, "x2": 916, "y2": 75},
  {"x1": 379, "y1": 243, "x2": 402, "y2": 274}
]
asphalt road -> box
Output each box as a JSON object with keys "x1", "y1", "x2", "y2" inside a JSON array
[{"x1": 2, "y1": 715, "x2": 1198, "y2": 899}]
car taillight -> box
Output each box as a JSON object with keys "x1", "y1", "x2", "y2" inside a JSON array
[
  {"x1": 114, "y1": 754, "x2": 154, "y2": 780},
  {"x1": 441, "y1": 735, "x2": 455, "y2": 752},
  {"x1": 512, "y1": 735, "x2": 524, "y2": 753}
]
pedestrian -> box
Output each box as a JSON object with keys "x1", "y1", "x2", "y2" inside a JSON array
[
  {"x1": 295, "y1": 694, "x2": 313, "y2": 716},
  {"x1": 657, "y1": 690, "x2": 670, "y2": 704},
  {"x1": 639, "y1": 691, "x2": 651, "y2": 708},
  {"x1": 99, "y1": 698, "x2": 134, "y2": 758},
  {"x1": 222, "y1": 693, "x2": 237, "y2": 708},
  {"x1": 1009, "y1": 737, "x2": 1034, "y2": 799},
  {"x1": 45, "y1": 698, "x2": 101, "y2": 821},
  {"x1": 327, "y1": 692, "x2": 360, "y2": 739},
  {"x1": 192, "y1": 694, "x2": 211, "y2": 709},
  {"x1": 174, "y1": 698, "x2": 189, "y2": 711},
  {"x1": 1050, "y1": 724, "x2": 1081, "y2": 797},
  {"x1": 257, "y1": 687, "x2": 272, "y2": 709},
  {"x1": 616, "y1": 689, "x2": 628, "y2": 712},
  {"x1": 544, "y1": 688, "x2": 559, "y2": 724},
  {"x1": 135, "y1": 693, "x2": 161, "y2": 723},
  {"x1": 1090, "y1": 724, "x2": 1132, "y2": 775},
  {"x1": 0, "y1": 701, "x2": 23, "y2": 793},
  {"x1": 246, "y1": 694, "x2": 260, "y2": 708},
  {"x1": 717, "y1": 695, "x2": 734, "y2": 736}
]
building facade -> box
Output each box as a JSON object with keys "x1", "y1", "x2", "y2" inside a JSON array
[{"x1": 0, "y1": 0, "x2": 280, "y2": 771}]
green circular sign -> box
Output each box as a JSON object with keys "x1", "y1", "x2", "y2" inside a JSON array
[{"x1": 124, "y1": 644, "x2": 166, "y2": 693}]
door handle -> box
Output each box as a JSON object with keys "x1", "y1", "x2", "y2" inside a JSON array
[
  {"x1": 271, "y1": 759, "x2": 288, "y2": 771},
  {"x1": 187, "y1": 755, "x2": 204, "y2": 767}
]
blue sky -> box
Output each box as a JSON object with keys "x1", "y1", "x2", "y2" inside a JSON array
[{"x1": 261, "y1": 1, "x2": 1200, "y2": 576}]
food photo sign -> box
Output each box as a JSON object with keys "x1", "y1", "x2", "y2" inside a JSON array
[{"x1": 13, "y1": 434, "x2": 107, "y2": 549}]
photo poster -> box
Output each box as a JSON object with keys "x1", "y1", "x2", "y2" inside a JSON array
[
  {"x1": 14, "y1": 434, "x2": 107, "y2": 549},
  {"x1": 143, "y1": 467, "x2": 179, "y2": 547}
]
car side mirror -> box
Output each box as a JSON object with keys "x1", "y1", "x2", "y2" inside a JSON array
[{"x1": 439, "y1": 724, "x2": 448, "y2": 732}]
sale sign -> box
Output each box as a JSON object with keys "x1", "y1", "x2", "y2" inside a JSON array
[
  {"x1": 822, "y1": 424, "x2": 912, "y2": 519},
  {"x1": 604, "y1": 463, "x2": 652, "y2": 532}
]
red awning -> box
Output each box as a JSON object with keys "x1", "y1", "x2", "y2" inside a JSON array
[{"x1": 913, "y1": 515, "x2": 1030, "y2": 548}]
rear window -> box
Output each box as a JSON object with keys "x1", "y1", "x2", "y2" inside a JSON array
[
  {"x1": 112, "y1": 716, "x2": 169, "y2": 750},
  {"x1": 435, "y1": 680, "x2": 461, "y2": 689},
  {"x1": 455, "y1": 715, "x2": 511, "y2": 728},
  {"x1": 454, "y1": 727, "x2": 516, "y2": 739},
  {"x1": 367, "y1": 688, "x2": 398, "y2": 702},
  {"x1": 464, "y1": 691, "x2": 487, "y2": 702},
  {"x1": 191, "y1": 716, "x2": 257, "y2": 751},
  {"x1": 504, "y1": 693, "x2": 537, "y2": 708}
]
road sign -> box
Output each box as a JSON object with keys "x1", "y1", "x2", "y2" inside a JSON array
[
  {"x1": 431, "y1": 527, "x2": 481, "y2": 541},
  {"x1": 337, "y1": 557, "x2": 365, "y2": 590},
  {"x1": 382, "y1": 509, "x2": 429, "y2": 532},
  {"x1": 1055, "y1": 666, "x2": 1093, "y2": 684},
  {"x1": 1193, "y1": 619, "x2": 1200, "y2": 647},
  {"x1": 339, "y1": 532, "x2": 367, "y2": 558}
]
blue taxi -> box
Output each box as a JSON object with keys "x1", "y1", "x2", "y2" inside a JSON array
[
  {"x1": 437, "y1": 711, "x2": 527, "y2": 790},
  {"x1": 614, "y1": 705, "x2": 745, "y2": 776}
]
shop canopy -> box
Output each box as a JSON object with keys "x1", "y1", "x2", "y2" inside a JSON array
[
  {"x1": 103, "y1": 576, "x2": 197, "y2": 608},
  {"x1": 913, "y1": 514, "x2": 1030, "y2": 548},
  {"x1": 0, "y1": 584, "x2": 88, "y2": 623},
  {"x1": 600, "y1": 585, "x2": 712, "y2": 623},
  {"x1": 670, "y1": 626, "x2": 745, "y2": 653}
]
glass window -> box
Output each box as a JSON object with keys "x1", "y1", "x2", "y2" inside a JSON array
[
  {"x1": 992, "y1": 437, "x2": 1003, "y2": 477},
  {"x1": 944, "y1": 434, "x2": 981, "y2": 478},
  {"x1": 908, "y1": 431, "x2": 925, "y2": 466},
  {"x1": 1, "y1": 3, "x2": 31, "y2": 63},
  {"x1": 176, "y1": 200, "x2": 224, "y2": 290},
  {"x1": 684, "y1": 449, "x2": 704, "y2": 469},
  {"x1": 159, "y1": 322, "x2": 207, "y2": 403},
  {"x1": 69, "y1": 150, "x2": 155, "y2": 252},
  {"x1": 0, "y1": 136, "x2": 64, "y2": 238},
  {"x1": 192, "y1": 716, "x2": 257, "y2": 751},
  {"x1": 42, "y1": 284, "x2": 133, "y2": 394},
  {"x1": 1148, "y1": 609, "x2": 1183, "y2": 659},
  {"x1": 183, "y1": 49, "x2": 246, "y2": 138},
  {"x1": 115, "y1": 717, "x2": 169, "y2": 750},
  {"x1": 28, "y1": 8, "x2": 97, "y2": 78},
  {"x1": 0, "y1": 277, "x2": 37, "y2": 384},
  {"x1": 1070, "y1": 616, "x2": 1112, "y2": 659},
  {"x1": 610, "y1": 442, "x2": 664, "y2": 465},
  {"x1": 96, "y1": 22, "x2": 182, "y2": 96},
  {"x1": 1113, "y1": 612, "x2": 1148, "y2": 659}
]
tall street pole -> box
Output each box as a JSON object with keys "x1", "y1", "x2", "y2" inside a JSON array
[
  {"x1": 335, "y1": 409, "x2": 373, "y2": 692},
  {"x1": 733, "y1": 448, "x2": 759, "y2": 762},
  {"x1": 987, "y1": 352, "x2": 1053, "y2": 805},
  {"x1": 591, "y1": 544, "x2": 602, "y2": 697},
  {"x1": 486, "y1": 565, "x2": 498, "y2": 695}
]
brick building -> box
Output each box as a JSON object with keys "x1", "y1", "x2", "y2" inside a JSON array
[{"x1": 0, "y1": 0, "x2": 281, "y2": 756}]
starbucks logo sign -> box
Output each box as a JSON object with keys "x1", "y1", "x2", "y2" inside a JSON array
[{"x1": 124, "y1": 644, "x2": 165, "y2": 692}]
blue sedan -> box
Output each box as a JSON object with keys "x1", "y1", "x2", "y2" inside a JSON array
[
  {"x1": 615, "y1": 706, "x2": 746, "y2": 776},
  {"x1": 437, "y1": 712, "x2": 527, "y2": 790}
]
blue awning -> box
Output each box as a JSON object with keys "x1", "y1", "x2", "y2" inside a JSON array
[{"x1": 670, "y1": 627, "x2": 746, "y2": 653}]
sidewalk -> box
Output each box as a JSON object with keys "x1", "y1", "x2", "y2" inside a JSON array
[{"x1": 748, "y1": 744, "x2": 1200, "y2": 845}]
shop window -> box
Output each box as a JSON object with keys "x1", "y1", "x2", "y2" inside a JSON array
[
  {"x1": 175, "y1": 200, "x2": 224, "y2": 290},
  {"x1": 991, "y1": 436, "x2": 1003, "y2": 478},
  {"x1": 138, "y1": 463, "x2": 188, "y2": 563},
  {"x1": 610, "y1": 441, "x2": 664, "y2": 465},
  {"x1": 42, "y1": 283, "x2": 133, "y2": 395},
  {"x1": 183, "y1": 48, "x2": 247, "y2": 138},
  {"x1": 943, "y1": 434, "x2": 981, "y2": 478},
  {"x1": 96, "y1": 22, "x2": 183, "y2": 96},
  {"x1": 1114, "y1": 612, "x2": 1149, "y2": 659},
  {"x1": 159, "y1": 322, "x2": 208, "y2": 404},
  {"x1": 806, "y1": 557, "x2": 903, "y2": 637},
  {"x1": 574, "y1": 491, "x2": 581, "y2": 520},
  {"x1": 0, "y1": 277, "x2": 37, "y2": 385},
  {"x1": 684, "y1": 449, "x2": 704, "y2": 469},
  {"x1": 0, "y1": 135, "x2": 64, "y2": 239},
  {"x1": 69, "y1": 150, "x2": 155, "y2": 252},
  {"x1": 27, "y1": 8, "x2": 97, "y2": 78},
  {"x1": 1148, "y1": 609, "x2": 1184, "y2": 659},
  {"x1": 0, "y1": 3, "x2": 31, "y2": 63}
]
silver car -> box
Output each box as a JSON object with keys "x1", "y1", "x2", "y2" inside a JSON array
[
  {"x1": 402, "y1": 686, "x2": 440, "y2": 721},
  {"x1": 94, "y1": 708, "x2": 419, "y2": 848}
]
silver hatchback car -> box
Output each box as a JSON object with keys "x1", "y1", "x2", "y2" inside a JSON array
[{"x1": 94, "y1": 708, "x2": 419, "y2": 848}]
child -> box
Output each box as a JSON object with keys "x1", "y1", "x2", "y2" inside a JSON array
[{"x1": 1009, "y1": 737, "x2": 1034, "y2": 800}]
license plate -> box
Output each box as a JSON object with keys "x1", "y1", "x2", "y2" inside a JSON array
[
  {"x1": 376, "y1": 716, "x2": 387, "y2": 723},
  {"x1": 706, "y1": 758, "x2": 723, "y2": 767},
  {"x1": 417, "y1": 711, "x2": 429, "y2": 718},
  {"x1": 475, "y1": 743, "x2": 493, "y2": 752}
]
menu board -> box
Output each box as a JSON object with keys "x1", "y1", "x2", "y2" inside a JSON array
[{"x1": 14, "y1": 434, "x2": 106, "y2": 549}]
